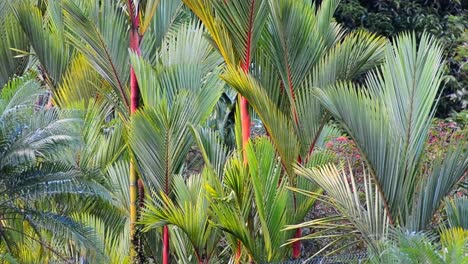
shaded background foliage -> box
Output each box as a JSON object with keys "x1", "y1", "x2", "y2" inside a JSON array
[{"x1": 333, "y1": 0, "x2": 468, "y2": 117}]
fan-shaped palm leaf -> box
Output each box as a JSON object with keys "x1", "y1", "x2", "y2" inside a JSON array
[
  {"x1": 294, "y1": 163, "x2": 390, "y2": 254},
  {"x1": 313, "y1": 32, "x2": 467, "y2": 229},
  {"x1": 62, "y1": 0, "x2": 130, "y2": 112}
]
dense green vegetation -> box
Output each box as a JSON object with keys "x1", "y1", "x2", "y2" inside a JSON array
[
  {"x1": 0, "y1": 0, "x2": 466, "y2": 263},
  {"x1": 335, "y1": 0, "x2": 468, "y2": 116}
]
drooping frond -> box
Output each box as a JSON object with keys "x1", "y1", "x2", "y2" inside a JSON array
[
  {"x1": 294, "y1": 163, "x2": 390, "y2": 254},
  {"x1": 222, "y1": 66, "x2": 299, "y2": 178},
  {"x1": 181, "y1": 0, "x2": 237, "y2": 66},
  {"x1": 14, "y1": 1, "x2": 71, "y2": 86},
  {"x1": 62, "y1": 0, "x2": 130, "y2": 111},
  {"x1": 0, "y1": 8, "x2": 29, "y2": 88}
]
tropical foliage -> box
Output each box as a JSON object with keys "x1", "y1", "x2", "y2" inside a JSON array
[
  {"x1": 335, "y1": 0, "x2": 468, "y2": 116},
  {"x1": 0, "y1": 0, "x2": 466, "y2": 263}
]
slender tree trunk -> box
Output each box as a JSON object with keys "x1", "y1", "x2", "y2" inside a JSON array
[
  {"x1": 235, "y1": 239, "x2": 242, "y2": 263},
  {"x1": 128, "y1": 0, "x2": 142, "y2": 261},
  {"x1": 239, "y1": 62, "x2": 251, "y2": 161},
  {"x1": 291, "y1": 181, "x2": 301, "y2": 259},
  {"x1": 292, "y1": 228, "x2": 302, "y2": 258},
  {"x1": 129, "y1": 161, "x2": 138, "y2": 254},
  {"x1": 237, "y1": 28, "x2": 252, "y2": 264},
  {"x1": 162, "y1": 226, "x2": 170, "y2": 264},
  {"x1": 240, "y1": 96, "x2": 251, "y2": 153},
  {"x1": 239, "y1": 0, "x2": 253, "y2": 154}
]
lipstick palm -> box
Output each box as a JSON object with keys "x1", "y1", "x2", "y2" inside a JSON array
[
  {"x1": 222, "y1": 0, "x2": 387, "y2": 258},
  {"x1": 128, "y1": 21, "x2": 223, "y2": 264},
  {"x1": 183, "y1": 0, "x2": 269, "y2": 156},
  {"x1": 60, "y1": 0, "x2": 187, "y2": 260}
]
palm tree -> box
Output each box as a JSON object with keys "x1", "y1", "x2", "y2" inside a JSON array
[
  {"x1": 141, "y1": 174, "x2": 219, "y2": 264},
  {"x1": 128, "y1": 21, "x2": 224, "y2": 263},
  {"x1": 180, "y1": 1, "x2": 270, "y2": 258},
  {"x1": 220, "y1": 0, "x2": 387, "y2": 257},
  {"x1": 311, "y1": 32, "x2": 468, "y2": 229},
  {"x1": 294, "y1": 32, "x2": 468, "y2": 258},
  {"x1": 141, "y1": 125, "x2": 314, "y2": 263},
  {"x1": 0, "y1": 75, "x2": 112, "y2": 263},
  {"x1": 52, "y1": 0, "x2": 186, "y2": 260},
  {"x1": 183, "y1": 0, "x2": 269, "y2": 162}
]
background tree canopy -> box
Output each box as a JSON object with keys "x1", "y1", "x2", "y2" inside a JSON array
[{"x1": 334, "y1": 0, "x2": 468, "y2": 117}]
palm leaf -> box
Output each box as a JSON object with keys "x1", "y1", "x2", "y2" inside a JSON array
[
  {"x1": 294, "y1": 163, "x2": 390, "y2": 254},
  {"x1": 445, "y1": 197, "x2": 468, "y2": 229},
  {"x1": 62, "y1": 0, "x2": 130, "y2": 111},
  {"x1": 0, "y1": 8, "x2": 29, "y2": 88},
  {"x1": 408, "y1": 144, "x2": 468, "y2": 230},
  {"x1": 141, "y1": 175, "x2": 218, "y2": 263},
  {"x1": 313, "y1": 33, "x2": 448, "y2": 226}
]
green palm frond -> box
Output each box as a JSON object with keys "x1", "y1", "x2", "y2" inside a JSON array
[
  {"x1": 62, "y1": 0, "x2": 130, "y2": 112},
  {"x1": 295, "y1": 163, "x2": 390, "y2": 254},
  {"x1": 0, "y1": 7, "x2": 29, "y2": 89},
  {"x1": 129, "y1": 91, "x2": 202, "y2": 193},
  {"x1": 222, "y1": 67, "x2": 299, "y2": 178},
  {"x1": 129, "y1": 21, "x2": 223, "y2": 110},
  {"x1": 54, "y1": 54, "x2": 104, "y2": 108},
  {"x1": 139, "y1": 0, "x2": 161, "y2": 36},
  {"x1": 168, "y1": 226, "x2": 200, "y2": 264},
  {"x1": 181, "y1": 0, "x2": 236, "y2": 66},
  {"x1": 245, "y1": 137, "x2": 292, "y2": 261},
  {"x1": 141, "y1": 0, "x2": 187, "y2": 64},
  {"x1": 305, "y1": 29, "x2": 386, "y2": 89},
  {"x1": 267, "y1": 0, "x2": 333, "y2": 97},
  {"x1": 408, "y1": 145, "x2": 468, "y2": 231},
  {"x1": 293, "y1": 149, "x2": 335, "y2": 224},
  {"x1": 0, "y1": 74, "x2": 41, "y2": 117},
  {"x1": 439, "y1": 227, "x2": 468, "y2": 263},
  {"x1": 76, "y1": 101, "x2": 126, "y2": 171},
  {"x1": 74, "y1": 212, "x2": 130, "y2": 263},
  {"x1": 313, "y1": 32, "x2": 463, "y2": 229},
  {"x1": 158, "y1": 21, "x2": 223, "y2": 72},
  {"x1": 212, "y1": 0, "x2": 268, "y2": 67},
  {"x1": 445, "y1": 197, "x2": 468, "y2": 230},
  {"x1": 141, "y1": 175, "x2": 218, "y2": 263},
  {"x1": 191, "y1": 126, "x2": 229, "y2": 179},
  {"x1": 13, "y1": 1, "x2": 71, "y2": 86},
  {"x1": 292, "y1": 30, "x2": 386, "y2": 157}
]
